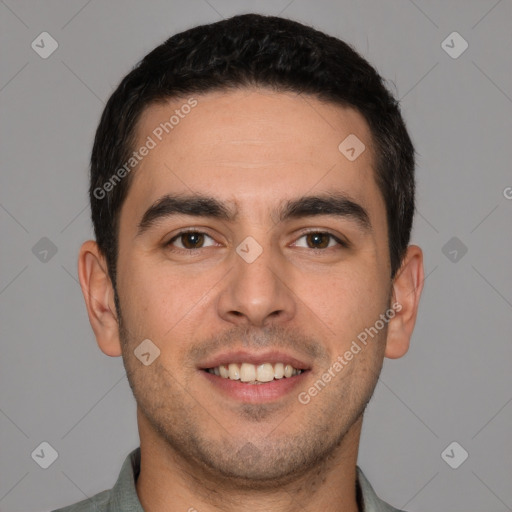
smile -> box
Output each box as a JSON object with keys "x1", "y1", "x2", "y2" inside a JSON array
[{"x1": 205, "y1": 362, "x2": 304, "y2": 384}]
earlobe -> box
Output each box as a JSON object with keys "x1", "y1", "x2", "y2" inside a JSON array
[
  {"x1": 77, "y1": 240, "x2": 122, "y2": 357},
  {"x1": 384, "y1": 245, "x2": 424, "y2": 359}
]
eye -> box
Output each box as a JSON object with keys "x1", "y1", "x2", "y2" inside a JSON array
[
  {"x1": 292, "y1": 231, "x2": 347, "y2": 250},
  {"x1": 166, "y1": 230, "x2": 218, "y2": 250},
  {"x1": 164, "y1": 230, "x2": 347, "y2": 253}
]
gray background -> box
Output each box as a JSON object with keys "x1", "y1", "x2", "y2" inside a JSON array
[{"x1": 1, "y1": 1, "x2": 511, "y2": 511}]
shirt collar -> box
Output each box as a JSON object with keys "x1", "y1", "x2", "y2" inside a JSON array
[{"x1": 107, "y1": 447, "x2": 143, "y2": 511}]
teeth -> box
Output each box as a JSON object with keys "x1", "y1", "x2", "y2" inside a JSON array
[
  {"x1": 228, "y1": 363, "x2": 240, "y2": 380},
  {"x1": 207, "y1": 362, "x2": 303, "y2": 383},
  {"x1": 240, "y1": 363, "x2": 256, "y2": 382},
  {"x1": 256, "y1": 363, "x2": 274, "y2": 382}
]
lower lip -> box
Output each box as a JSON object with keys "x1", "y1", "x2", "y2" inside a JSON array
[{"x1": 201, "y1": 370, "x2": 309, "y2": 403}]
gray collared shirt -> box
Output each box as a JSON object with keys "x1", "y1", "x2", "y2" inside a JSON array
[{"x1": 52, "y1": 448, "x2": 406, "y2": 512}]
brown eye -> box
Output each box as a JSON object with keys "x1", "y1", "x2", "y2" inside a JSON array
[
  {"x1": 293, "y1": 232, "x2": 345, "y2": 250},
  {"x1": 167, "y1": 231, "x2": 216, "y2": 250},
  {"x1": 180, "y1": 232, "x2": 205, "y2": 249},
  {"x1": 305, "y1": 232, "x2": 330, "y2": 249}
]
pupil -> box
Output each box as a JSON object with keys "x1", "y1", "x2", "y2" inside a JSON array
[
  {"x1": 308, "y1": 233, "x2": 328, "y2": 249},
  {"x1": 183, "y1": 233, "x2": 203, "y2": 249}
]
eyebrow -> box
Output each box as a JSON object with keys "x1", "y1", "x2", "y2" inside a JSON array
[{"x1": 136, "y1": 192, "x2": 372, "y2": 237}]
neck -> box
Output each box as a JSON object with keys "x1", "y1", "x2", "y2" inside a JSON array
[{"x1": 135, "y1": 410, "x2": 363, "y2": 512}]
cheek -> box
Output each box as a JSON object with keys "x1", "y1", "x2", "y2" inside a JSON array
[
  {"x1": 116, "y1": 257, "x2": 170, "y2": 338},
  {"x1": 117, "y1": 256, "x2": 213, "y2": 344},
  {"x1": 305, "y1": 264, "x2": 389, "y2": 342}
]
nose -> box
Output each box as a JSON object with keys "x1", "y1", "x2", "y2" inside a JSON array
[{"x1": 216, "y1": 239, "x2": 297, "y2": 328}]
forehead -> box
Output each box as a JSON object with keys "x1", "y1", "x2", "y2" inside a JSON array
[{"x1": 122, "y1": 88, "x2": 384, "y2": 226}]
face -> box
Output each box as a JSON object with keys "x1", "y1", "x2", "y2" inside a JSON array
[{"x1": 114, "y1": 88, "x2": 393, "y2": 483}]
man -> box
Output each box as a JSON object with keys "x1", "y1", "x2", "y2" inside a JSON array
[{"x1": 56, "y1": 13, "x2": 424, "y2": 512}]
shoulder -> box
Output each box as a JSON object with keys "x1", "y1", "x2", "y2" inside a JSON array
[
  {"x1": 51, "y1": 489, "x2": 110, "y2": 512},
  {"x1": 51, "y1": 447, "x2": 142, "y2": 512},
  {"x1": 357, "y1": 466, "x2": 408, "y2": 512}
]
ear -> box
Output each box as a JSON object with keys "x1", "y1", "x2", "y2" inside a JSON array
[
  {"x1": 77, "y1": 240, "x2": 122, "y2": 357},
  {"x1": 385, "y1": 245, "x2": 424, "y2": 359}
]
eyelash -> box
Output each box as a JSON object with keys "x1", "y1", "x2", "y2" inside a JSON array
[{"x1": 165, "y1": 229, "x2": 349, "y2": 253}]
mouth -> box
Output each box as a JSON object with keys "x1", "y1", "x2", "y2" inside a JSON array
[
  {"x1": 199, "y1": 351, "x2": 311, "y2": 403},
  {"x1": 205, "y1": 362, "x2": 305, "y2": 384}
]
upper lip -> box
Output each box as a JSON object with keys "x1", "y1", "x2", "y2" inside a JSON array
[{"x1": 198, "y1": 350, "x2": 311, "y2": 371}]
